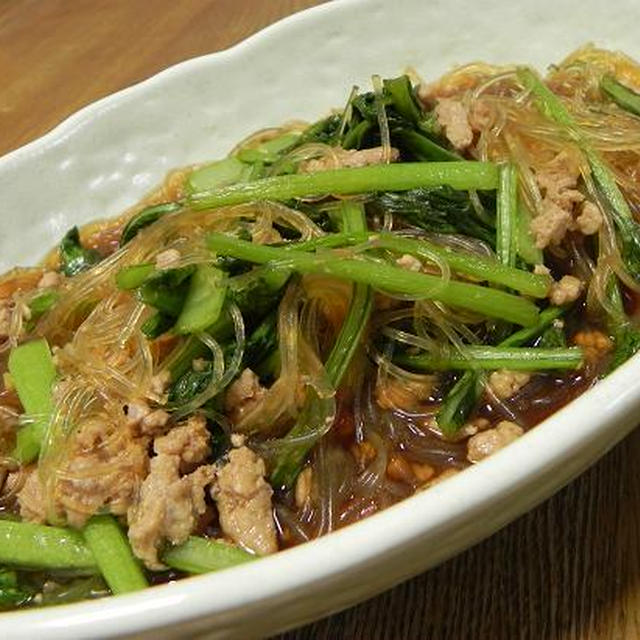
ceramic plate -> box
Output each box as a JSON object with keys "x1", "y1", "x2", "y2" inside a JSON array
[{"x1": 1, "y1": 0, "x2": 640, "y2": 637}]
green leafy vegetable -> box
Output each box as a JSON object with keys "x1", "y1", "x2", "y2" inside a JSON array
[
  {"x1": 0, "y1": 520, "x2": 96, "y2": 572},
  {"x1": 59, "y1": 227, "x2": 100, "y2": 277},
  {"x1": 369, "y1": 186, "x2": 495, "y2": 246},
  {"x1": 83, "y1": 515, "x2": 148, "y2": 595},
  {"x1": 141, "y1": 312, "x2": 175, "y2": 338},
  {"x1": 207, "y1": 232, "x2": 540, "y2": 326},
  {"x1": 243, "y1": 310, "x2": 278, "y2": 371},
  {"x1": 189, "y1": 162, "x2": 500, "y2": 210},
  {"x1": 0, "y1": 569, "x2": 32, "y2": 610},
  {"x1": 120, "y1": 202, "x2": 182, "y2": 246},
  {"x1": 137, "y1": 265, "x2": 195, "y2": 317},
  {"x1": 186, "y1": 156, "x2": 254, "y2": 194},
  {"x1": 168, "y1": 362, "x2": 214, "y2": 405},
  {"x1": 174, "y1": 265, "x2": 226, "y2": 335},
  {"x1": 601, "y1": 74, "x2": 640, "y2": 117},
  {"x1": 436, "y1": 307, "x2": 566, "y2": 436},
  {"x1": 270, "y1": 202, "x2": 372, "y2": 488},
  {"x1": 496, "y1": 163, "x2": 518, "y2": 267},
  {"x1": 397, "y1": 345, "x2": 582, "y2": 371},
  {"x1": 9, "y1": 338, "x2": 57, "y2": 464},
  {"x1": 515, "y1": 201, "x2": 543, "y2": 265},
  {"x1": 115, "y1": 263, "x2": 155, "y2": 290},
  {"x1": 162, "y1": 537, "x2": 256, "y2": 574}
]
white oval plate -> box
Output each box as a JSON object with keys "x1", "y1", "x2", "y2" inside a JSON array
[{"x1": 1, "y1": 0, "x2": 640, "y2": 637}]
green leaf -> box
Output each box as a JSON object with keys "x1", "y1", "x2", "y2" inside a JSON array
[
  {"x1": 120, "y1": 202, "x2": 182, "y2": 245},
  {"x1": 174, "y1": 265, "x2": 227, "y2": 335},
  {"x1": 59, "y1": 227, "x2": 100, "y2": 277}
]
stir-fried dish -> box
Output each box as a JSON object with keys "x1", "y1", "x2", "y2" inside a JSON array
[{"x1": 1, "y1": 46, "x2": 640, "y2": 609}]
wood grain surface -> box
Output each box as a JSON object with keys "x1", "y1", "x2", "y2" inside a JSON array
[{"x1": 1, "y1": 2, "x2": 638, "y2": 639}]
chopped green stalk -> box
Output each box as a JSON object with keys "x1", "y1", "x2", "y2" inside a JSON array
[
  {"x1": 9, "y1": 338, "x2": 56, "y2": 463},
  {"x1": 207, "y1": 233, "x2": 540, "y2": 326},
  {"x1": 174, "y1": 265, "x2": 226, "y2": 335},
  {"x1": 189, "y1": 162, "x2": 499, "y2": 210},
  {"x1": 538, "y1": 323, "x2": 567, "y2": 348},
  {"x1": 292, "y1": 230, "x2": 549, "y2": 297},
  {"x1": 519, "y1": 67, "x2": 640, "y2": 280},
  {"x1": 185, "y1": 156, "x2": 254, "y2": 194},
  {"x1": 365, "y1": 232, "x2": 549, "y2": 297},
  {"x1": 59, "y1": 227, "x2": 100, "y2": 277},
  {"x1": 516, "y1": 201, "x2": 543, "y2": 265},
  {"x1": 395, "y1": 130, "x2": 461, "y2": 162},
  {"x1": 116, "y1": 263, "x2": 155, "y2": 290},
  {"x1": 162, "y1": 536, "x2": 256, "y2": 574},
  {"x1": 499, "y1": 306, "x2": 565, "y2": 347},
  {"x1": 271, "y1": 202, "x2": 373, "y2": 489},
  {"x1": 397, "y1": 345, "x2": 582, "y2": 371},
  {"x1": 436, "y1": 306, "x2": 566, "y2": 436},
  {"x1": 517, "y1": 68, "x2": 575, "y2": 129},
  {"x1": 120, "y1": 202, "x2": 182, "y2": 246},
  {"x1": 383, "y1": 75, "x2": 424, "y2": 126},
  {"x1": 83, "y1": 516, "x2": 147, "y2": 594},
  {"x1": 496, "y1": 163, "x2": 518, "y2": 267},
  {"x1": 0, "y1": 520, "x2": 96, "y2": 571},
  {"x1": 601, "y1": 74, "x2": 640, "y2": 117}
]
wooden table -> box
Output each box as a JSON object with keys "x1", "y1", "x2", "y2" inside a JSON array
[{"x1": 2, "y1": 2, "x2": 639, "y2": 638}]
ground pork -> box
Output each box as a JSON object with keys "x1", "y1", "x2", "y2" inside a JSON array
[
  {"x1": 530, "y1": 199, "x2": 573, "y2": 249},
  {"x1": 350, "y1": 440, "x2": 378, "y2": 470},
  {"x1": 434, "y1": 98, "x2": 473, "y2": 150},
  {"x1": 150, "y1": 370, "x2": 171, "y2": 398},
  {"x1": 395, "y1": 254, "x2": 423, "y2": 272},
  {"x1": 299, "y1": 146, "x2": 399, "y2": 173},
  {"x1": 53, "y1": 415, "x2": 150, "y2": 528},
  {"x1": 572, "y1": 329, "x2": 613, "y2": 362},
  {"x1": 575, "y1": 201, "x2": 603, "y2": 235},
  {"x1": 467, "y1": 98, "x2": 496, "y2": 132},
  {"x1": 549, "y1": 275, "x2": 583, "y2": 306},
  {"x1": 467, "y1": 420, "x2": 524, "y2": 463},
  {"x1": 37, "y1": 271, "x2": 62, "y2": 289},
  {"x1": 14, "y1": 466, "x2": 46, "y2": 523},
  {"x1": 531, "y1": 152, "x2": 601, "y2": 247},
  {"x1": 224, "y1": 369, "x2": 267, "y2": 424},
  {"x1": 155, "y1": 248, "x2": 181, "y2": 270},
  {"x1": 294, "y1": 467, "x2": 313, "y2": 509},
  {"x1": 154, "y1": 414, "x2": 211, "y2": 472},
  {"x1": 125, "y1": 399, "x2": 170, "y2": 437},
  {"x1": 0, "y1": 300, "x2": 9, "y2": 339},
  {"x1": 420, "y1": 468, "x2": 460, "y2": 490},
  {"x1": 127, "y1": 455, "x2": 214, "y2": 569},
  {"x1": 212, "y1": 446, "x2": 277, "y2": 555},
  {"x1": 0, "y1": 298, "x2": 30, "y2": 344},
  {"x1": 488, "y1": 370, "x2": 531, "y2": 400}
]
